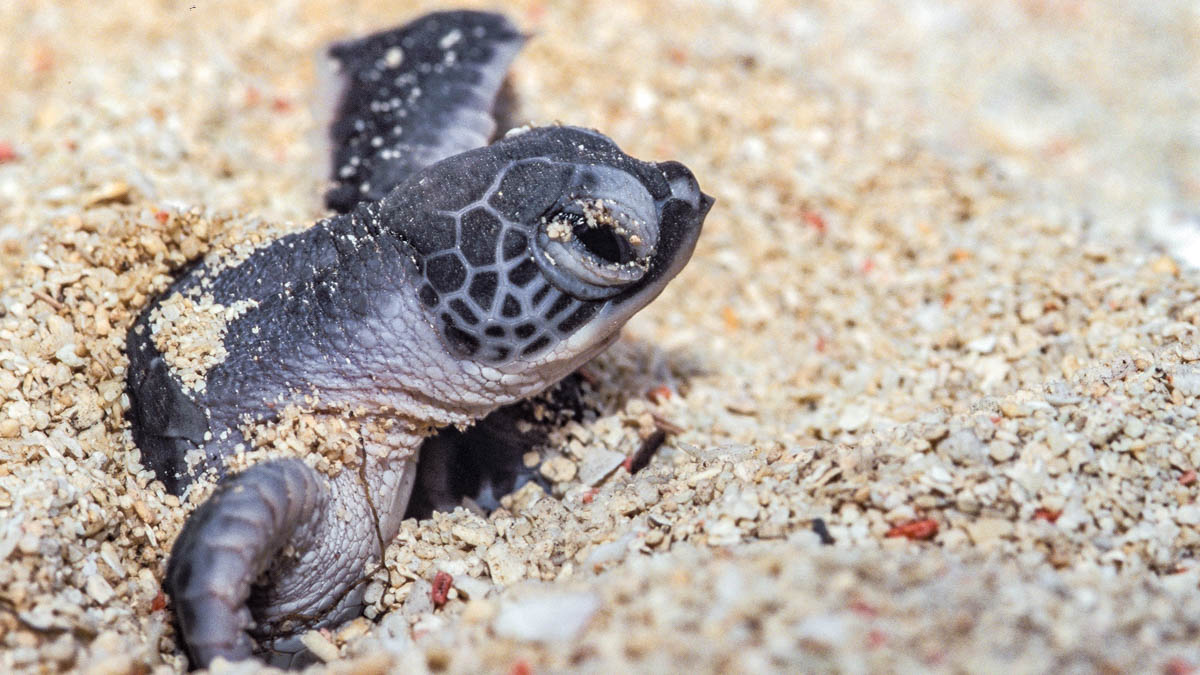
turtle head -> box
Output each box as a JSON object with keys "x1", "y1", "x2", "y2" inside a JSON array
[{"x1": 382, "y1": 125, "x2": 711, "y2": 400}]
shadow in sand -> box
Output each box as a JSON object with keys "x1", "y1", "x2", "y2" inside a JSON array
[{"x1": 404, "y1": 335, "x2": 708, "y2": 519}]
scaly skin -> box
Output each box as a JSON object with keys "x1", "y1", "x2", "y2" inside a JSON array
[{"x1": 125, "y1": 11, "x2": 712, "y2": 669}]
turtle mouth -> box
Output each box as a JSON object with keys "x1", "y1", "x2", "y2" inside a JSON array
[{"x1": 533, "y1": 197, "x2": 658, "y2": 300}]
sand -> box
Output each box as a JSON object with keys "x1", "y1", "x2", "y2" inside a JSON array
[{"x1": 1, "y1": 0, "x2": 1199, "y2": 673}]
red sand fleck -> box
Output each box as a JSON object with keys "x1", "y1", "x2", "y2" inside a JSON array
[
  {"x1": 815, "y1": 336, "x2": 827, "y2": 352},
  {"x1": 848, "y1": 599, "x2": 878, "y2": 617},
  {"x1": 860, "y1": 258, "x2": 875, "y2": 274},
  {"x1": 150, "y1": 591, "x2": 167, "y2": 612},
  {"x1": 1033, "y1": 509, "x2": 1062, "y2": 523},
  {"x1": 885, "y1": 519, "x2": 939, "y2": 541},
  {"x1": 802, "y1": 210, "x2": 827, "y2": 233},
  {"x1": 271, "y1": 97, "x2": 292, "y2": 113},
  {"x1": 509, "y1": 660, "x2": 533, "y2": 675},
  {"x1": 621, "y1": 454, "x2": 634, "y2": 472},
  {"x1": 1165, "y1": 658, "x2": 1196, "y2": 675},
  {"x1": 0, "y1": 142, "x2": 19, "y2": 164},
  {"x1": 154, "y1": 211, "x2": 169, "y2": 225},
  {"x1": 1179, "y1": 470, "x2": 1196, "y2": 486},
  {"x1": 582, "y1": 488, "x2": 598, "y2": 504},
  {"x1": 576, "y1": 366, "x2": 598, "y2": 387},
  {"x1": 866, "y1": 629, "x2": 888, "y2": 648},
  {"x1": 431, "y1": 571, "x2": 452, "y2": 608},
  {"x1": 647, "y1": 385, "x2": 672, "y2": 403},
  {"x1": 32, "y1": 44, "x2": 55, "y2": 73}
]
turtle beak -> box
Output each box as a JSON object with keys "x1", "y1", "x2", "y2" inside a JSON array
[
  {"x1": 651, "y1": 160, "x2": 711, "y2": 285},
  {"x1": 657, "y1": 160, "x2": 713, "y2": 214},
  {"x1": 605, "y1": 161, "x2": 711, "y2": 309}
]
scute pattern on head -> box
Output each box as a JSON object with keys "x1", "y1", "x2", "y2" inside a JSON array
[
  {"x1": 489, "y1": 160, "x2": 575, "y2": 220},
  {"x1": 406, "y1": 156, "x2": 584, "y2": 363},
  {"x1": 375, "y1": 126, "x2": 703, "y2": 367}
]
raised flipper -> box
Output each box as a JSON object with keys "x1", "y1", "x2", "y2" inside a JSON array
[{"x1": 322, "y1": 10, "x2": 526, "y2": 213}]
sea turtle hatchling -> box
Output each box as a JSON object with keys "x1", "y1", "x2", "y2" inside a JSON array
[{"x1": 124, "y1": 10, "x2": 712, "y2": 669}]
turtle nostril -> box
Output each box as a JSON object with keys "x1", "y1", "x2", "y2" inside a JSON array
[{"x1": 576, "y1": 225, "x2": 633, "y2": 265}]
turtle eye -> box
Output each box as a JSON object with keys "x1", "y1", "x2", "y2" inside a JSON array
[{"x1": 528, "y1": 164, "x2": 661, "y2": 300}]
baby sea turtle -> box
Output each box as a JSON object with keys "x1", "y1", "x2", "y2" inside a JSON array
[{"x1": 125, "y1": 10, "x2": 711, "y2": 668}]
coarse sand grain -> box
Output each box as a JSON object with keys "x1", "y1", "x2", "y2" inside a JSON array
[{"x1": 1, "y1": 1, "x2": 1198, "y2": 673}]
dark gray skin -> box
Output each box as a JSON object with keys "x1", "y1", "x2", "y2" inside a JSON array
[{"x1": 125, "y1": 11, "x2": 711, "y2": 669}]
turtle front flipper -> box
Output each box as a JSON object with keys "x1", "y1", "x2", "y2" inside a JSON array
[
  {"x1": 322, "y1": 10, "x2": 526, "y2": 213},
  {"x1": 406, "y1": 406, "x2": 547, "y2": 517},
  {"x1": 167, "y1": 459, "x2": 325, "y2": 667},
  {"x1": 406, "y1": 375, "x2": 586, "y2": 518},
  {"x1": 167, "y1": 449, "x2": 418, "y2": 669}
]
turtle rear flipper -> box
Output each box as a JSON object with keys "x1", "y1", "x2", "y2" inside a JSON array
[{"x1": 321, "y1": 10, "x2": 526, "y2": 213}]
